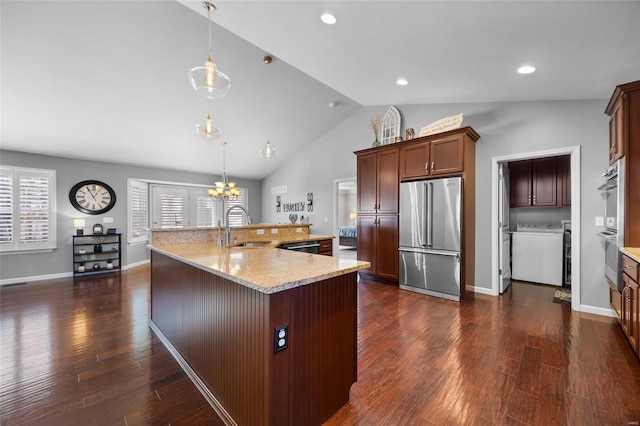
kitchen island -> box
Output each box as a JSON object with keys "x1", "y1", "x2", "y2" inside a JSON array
[{"x1": 148, "y1": 238, "x2": 369, "y2": 426}]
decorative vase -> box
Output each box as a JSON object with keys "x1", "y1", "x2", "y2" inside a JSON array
[
  {"x1": 372, "y1": 139, "x2": 381, "y2": 147},
  {"x1": 78, "y1": 265, "x2": 85, "y2": 273}
]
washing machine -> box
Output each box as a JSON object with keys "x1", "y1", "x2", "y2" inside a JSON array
[{"x1": 511, "y1": 222, "x2": 564, "y2": 286}]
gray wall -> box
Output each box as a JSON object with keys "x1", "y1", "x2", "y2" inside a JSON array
[
  {"x1": 261, "y1": 99, "x2": 609, "y2": 310},
  {"x1": 509, "y1": 207, "x2": 571, "y2": 232},
  {"x1": 0, "y1": 150, "x2": 262, "y2": 281}
]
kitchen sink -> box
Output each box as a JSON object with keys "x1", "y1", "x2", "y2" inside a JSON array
[{"x1": 233, "y1": 241, "x2": 271, "y2": 248}]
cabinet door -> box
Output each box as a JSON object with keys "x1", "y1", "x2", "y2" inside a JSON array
[
  {"x1": 357, "y1": 215, "x2": 377, "y2": 275},
  {"x1": 629, "y1": 278, "x2": 639, "y2": 354},
  {"x1": 376, "y1": 148, "x2": 399, "y2": 214},
  {"x1": 610, "y1": 282, "x2": 622, "y2": 321},
  {"x1": 509, "y1": 160, "x2": 532, "y2": 208},
  {"x1": 430, "y1": 135, "x2": 464, "y2": 176},
  {"x1": 532, "y1": 157, "x2": 557, "y2": 207},
  {"x1": 399, "y1": 142, "x2": 430, "y2": 179},
  {"x1": 609, "y1": 98, "x2": 625, "y2": 165},
  {"x1": 622, "y1": 274, "x2": 632, "y2": 339},
  {"x1": 557, "y1": 155, "x2": 571, "y2": 207},
  {"x1": 376, "y1": 215, "x2": 399, "y2": 280},
  {"x1": 357, "y1": 153, "x2": 377, "y2": 214}
]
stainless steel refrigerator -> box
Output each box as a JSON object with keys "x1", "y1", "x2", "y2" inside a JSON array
[{"x1": 399, "y1": 177, "x2": 462, "y2": 301}]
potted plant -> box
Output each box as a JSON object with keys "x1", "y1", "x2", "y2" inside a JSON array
[
  {"x1": 106, "y1": 261, "x2": 114, "y2": 270},
  {"x1": 78, "y1": 262, "x2": 85, "y2": 273}
]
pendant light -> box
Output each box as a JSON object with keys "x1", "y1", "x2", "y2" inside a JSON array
[
  {"x1": 196, "y1": 114, "x2": 222, "y2": 141},
  {"x1": 208, "y1": 141, "x2": 240, "y2": 200},
  {"x1": 259, "y1": 139, "x2": 277, "y2": 159},
  {"x1": 188, "y1": 2, "x2": 231, "y2": 99}
]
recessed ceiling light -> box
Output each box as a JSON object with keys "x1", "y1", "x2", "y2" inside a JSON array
[
  {"x1": 517, "y1": 65, "x2": 536, "y2": 74},
  {"x1": 396, "y1": 78, "x2": 409, "y2": 86},
  {"x1": 321, "y1": 13, "x2": 336, "y2": 25}
]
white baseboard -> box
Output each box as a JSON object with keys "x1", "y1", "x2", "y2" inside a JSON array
[
  {"x1": 0, "y1": 260, "x2": 150, "y2": 286},
  {"x1": 467, "y1": 285, "x2": 498, "y2": 296},
  {"x1": 0, "y1": 271, "x2": 73, "y2": 285},
  {"x1": 123, "y1": 259, "x2": 150, "y2": 270},
  {"x1": 579, "y1": 304, "x2": 616, "y2": 318}
]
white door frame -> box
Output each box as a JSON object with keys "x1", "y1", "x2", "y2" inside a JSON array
[
  {"x1": 490, "y1": 146, "x2": 581, "y2": 311},
  {"x1": 333, "y1": 177, "x2": 357, "y2": 257}
]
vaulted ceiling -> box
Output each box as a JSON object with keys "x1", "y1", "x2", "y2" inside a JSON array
[{"x1": 2, "y1": 1, "x2": 639, "y2": 179}]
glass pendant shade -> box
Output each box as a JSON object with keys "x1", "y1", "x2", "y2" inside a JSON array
[
  {"x1": 259, "y1": 141, "x2": 277, "y2": 158},
  {"x1": 189, "y1": 2, "x2": 230, "y2": 99},
  {"x1": 189, "y1": 59, "x2": 231, "y2": 99},
  {"x1": 196, "y1": 114, "x2": 222, "y2": 141}
]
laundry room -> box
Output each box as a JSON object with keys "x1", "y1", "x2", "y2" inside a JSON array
[{"x1": 505, "y1": 155, "x2": 572, "y2": 290}]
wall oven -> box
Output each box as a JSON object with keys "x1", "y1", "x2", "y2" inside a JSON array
[{"x1": 598, "y1": 159, "x2": 625, "y2": 291}]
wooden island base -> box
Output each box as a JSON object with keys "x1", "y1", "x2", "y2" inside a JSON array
[{"x1": 150, "y1": 251, "x2": 358, "y2": 426}]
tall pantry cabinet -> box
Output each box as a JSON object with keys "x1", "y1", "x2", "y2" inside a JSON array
[{"x1": 355, "y1": 127, "x2": 479, "y2": 294}]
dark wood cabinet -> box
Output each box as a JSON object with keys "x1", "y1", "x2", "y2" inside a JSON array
[
  {"x1": 558, "y1": 155, "x2": 571, "y2": 207},
  {"x1": 608, "y1": 97, "x2": 625, "y2": 165},
  {"x1": 508, "y1": 160, "x2": 532, "y2": 208},
  {"x1": 430, "y1": 135, "x2": 464, "y2": 176},
  {"x1": 531, "y1": 157, "x2": 557, "y2": 207},
  {"x1": 605, "y1": 80, "x2": 640, "y2": 247},
  {"x1": 621, "y1": 255, "x2": 639, "y2": 355},
  {"x1": 399, "y1": 134, "x2": 463, "y2": 179},
  {"x1": 399, "y1": 142, "x2": 429, "y2": 179},
  {"x1": 357, "y1": 148, "x2": 399, "y2": 215},
  {"x1": 319, "y1": 239, "x2": 333, "y2": 256},
  {"x1": 356, "y1": 215, "x2": 398, "y2": 280},
  {"x1": 356, "y1": 126, "x2": 479, "y2": 292},
  {"x1": 509, "y1": 156, "x2": 569, "y2": 208}
]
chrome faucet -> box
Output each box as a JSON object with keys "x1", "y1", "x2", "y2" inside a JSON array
[{"x1": 225, "y1": 205, "x2": 252, "y2": 245}]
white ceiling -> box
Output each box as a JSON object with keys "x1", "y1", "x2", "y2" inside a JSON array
[{"x1": 2, "y1": 1, "x2": 639, "y2": 180}]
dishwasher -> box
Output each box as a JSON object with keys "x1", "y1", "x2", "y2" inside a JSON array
[{"x1": 280, "y1": 241, "x2": 320, "y2": 254}]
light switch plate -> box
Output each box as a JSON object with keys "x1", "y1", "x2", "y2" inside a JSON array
[
  {"x1": 257, "y1": 229, "x2": 265, "y2": 235},
  {"x1": 103, "y1": 217, "x2": 114, "y2": 223},
  {"x1": 271, "y1": 228, "x2": 278, "y2": 234},
  {"x1": 595, "y1": 216, "x2": 604, "y2": 227}
]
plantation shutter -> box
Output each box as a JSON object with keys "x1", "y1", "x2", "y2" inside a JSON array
[
  {"x1": 160, "y1": 193, "x2": 186, "y2": 227},
  {"x1": 196, "y1": 193, "x2": 217, "y2": 226},
  {"x1": 225, "y1": 188, "x2": 248, "y2": 226},
  {"x1": 129, "y1": 180, "x2": 149, "y2": 243},
  {"x1": 0, "y1": 166, "x2": 56, "y2": 252},
  {"x1": 0, "y1": 171, "x2": 14, "y2": 245}
]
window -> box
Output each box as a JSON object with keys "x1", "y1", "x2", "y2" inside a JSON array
[
  {"x1": 381, "y1": 105, "x2": 401, "y2": 145},
  {"x1": 128, "y1": 179, "x2": 149, "y2": 244},
  {"x1": 150, "y1": 185, "x2": 247, "y2": 229},
  {"x1": 0, "y1": 166, "x2": 57, "y2": 252}
]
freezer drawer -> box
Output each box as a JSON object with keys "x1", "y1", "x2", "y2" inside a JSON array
[{"x1": 399, "y1": 249, "x2": 461, "y2": 301}]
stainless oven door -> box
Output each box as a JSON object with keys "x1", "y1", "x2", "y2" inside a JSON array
[{"x1": 600, "y1": 232, "x2": 622, "y2": 290}]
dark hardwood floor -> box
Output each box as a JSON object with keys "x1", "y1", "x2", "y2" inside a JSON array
[{"x1": 2, "y1": 267, "x2": 639, "y2": 425}]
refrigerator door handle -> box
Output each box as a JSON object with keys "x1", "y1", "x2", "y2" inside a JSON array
[{"x1": 426, "y1": 181, "x2": 433, "y2": 247}]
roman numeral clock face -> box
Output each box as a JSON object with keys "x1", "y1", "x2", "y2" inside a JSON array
[{"x1": 69, "y1": 180, "x2": 116, "y2": 215}]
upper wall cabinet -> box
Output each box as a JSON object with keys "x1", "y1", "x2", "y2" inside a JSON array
[
  {"x1": 399, "y1": 129, "x2": 477, "y2": 180},
  {"x1": 605, "y1": 80, "x2": 640, "y2": 246},
  {"x1": 509, "y1": 156, "x2": 570, "y2": 208},
  {"x1": 356, "y1": 148, "x2": 399, "y2": 215}
]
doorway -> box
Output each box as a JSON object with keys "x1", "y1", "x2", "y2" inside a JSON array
[
  {"x1": 491, "y1": 146, "x2": 581, "y2": 311},
  {"x1": 333, "y1": 177, "x2": 357, "y2": 259}
]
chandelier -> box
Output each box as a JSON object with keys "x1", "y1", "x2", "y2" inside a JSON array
[
  {"x1": 188, "y1": 2, "x2": 231, "y2": 99},
  {"x1": 208, "y1": 141, "x2": 240, "y2": 200}
]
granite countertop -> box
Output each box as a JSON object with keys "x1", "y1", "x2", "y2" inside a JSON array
[
  {"x1": 621, "y1": 247, "x2": 640, "y2": 263},
  {"x1": 149, "y1": 242, "x2": 369, "y2": 294}
]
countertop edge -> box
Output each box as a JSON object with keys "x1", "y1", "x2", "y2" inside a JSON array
[
  {"x1": 621, "y1": 247, "x2": 640, "y2": 263},
  {"x1": 148, "y1": 244, "x2": 370, "y2": 294}
]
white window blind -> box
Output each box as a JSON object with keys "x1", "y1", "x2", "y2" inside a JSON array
[
  {"x1": 128, "y1": 180, "x2": 149, "y2": 243},
  {"x1": 196, "y1": 194, "x2": 217, "y2": 226},
  {"x1": 0, "y1": 172, "x2": 14, "y2": 245},
  {"x1": 0, "y1": 166, "x2": 56, "y2": 252},
  {"x1": 160, "y1": 193, "x2": 185, "y2": 227},
  {"x1": 225, "y1": 188, "x2": 248, "y2": 226}
]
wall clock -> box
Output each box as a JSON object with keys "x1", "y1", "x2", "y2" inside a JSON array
[{"x1": 69, "y1": 180, "x2": 116, "y2": 215}]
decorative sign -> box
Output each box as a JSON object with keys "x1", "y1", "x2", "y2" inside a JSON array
[
  {"x1": 283, "y1": 202, "x2": 306, "y2": 212},
  {"x1": 419, "y1": 113, "x2": 464, "y2": 137}
]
